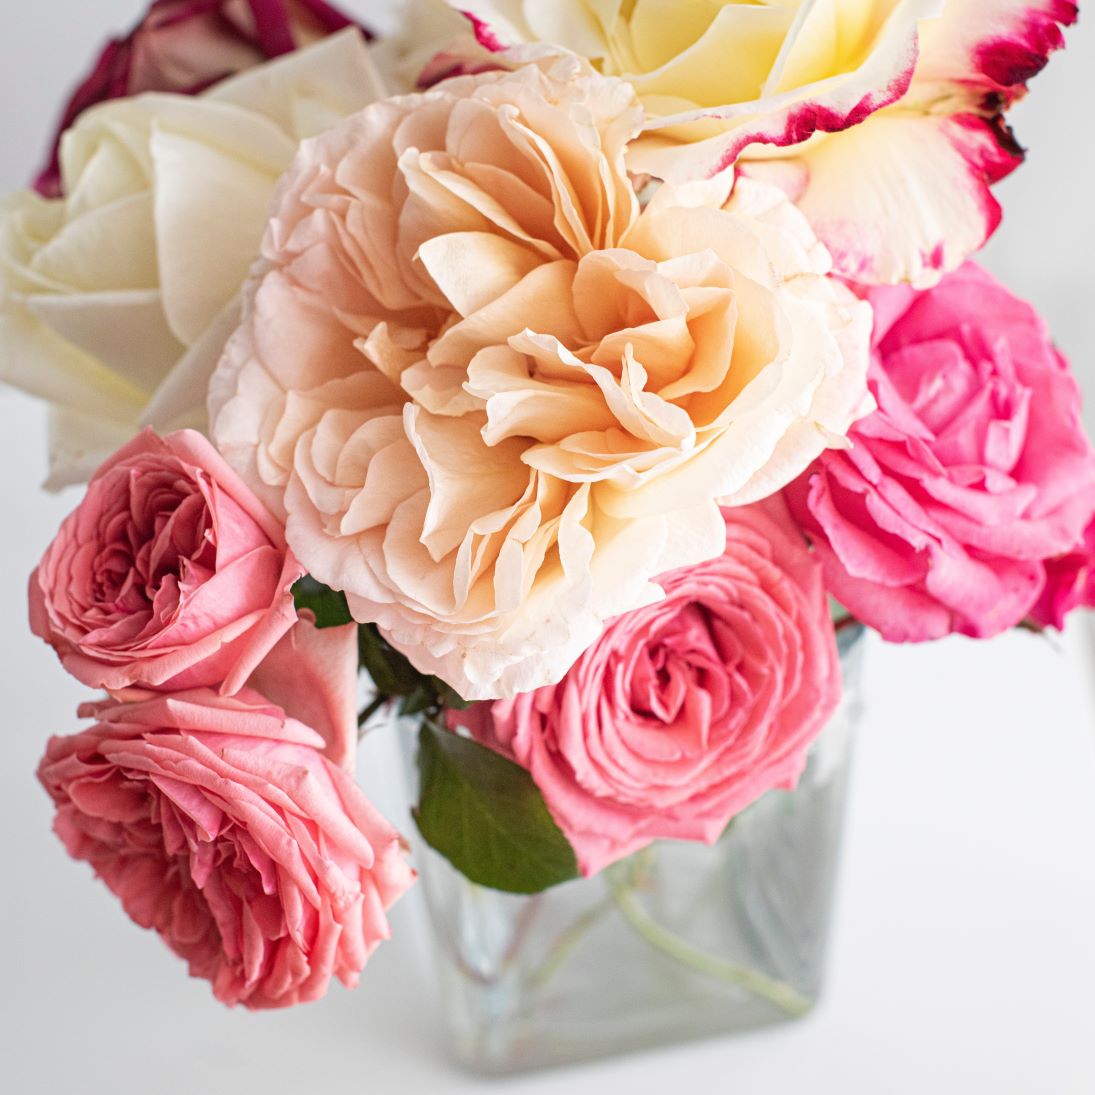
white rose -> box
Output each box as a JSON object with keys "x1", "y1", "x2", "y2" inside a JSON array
[{"x1": 0, "y1": 29, "x2": 382, "y2": 486}]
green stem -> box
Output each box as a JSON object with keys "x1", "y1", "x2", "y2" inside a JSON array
[
  {"x1": 604, "y1": 865, "x2": 813, "y2": 1019},
  {"x1": 523, "y1": 894, "x2": 617, "y2": 993},
  {"x1": 357, "y1": 694, "x2": 389, "y2": 734}
]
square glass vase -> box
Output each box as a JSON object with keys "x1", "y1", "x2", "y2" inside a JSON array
[{"x1": 406, "y1": 627, "x2": 865, "y2": 1074}]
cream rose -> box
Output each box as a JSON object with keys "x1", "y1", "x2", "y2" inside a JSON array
[
  {"x1": 0, "y1": 29, "x2": 382, "y2": 486},
  {"x1": 448, "y1": 0, "x2": 1075, "y2": 286},
  {"x1": 211, "y1": 55, "x2": 871, "y2": 701}
]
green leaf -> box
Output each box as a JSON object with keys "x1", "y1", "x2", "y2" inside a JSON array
[
  {"x1": 433, "y1": 678, "x2": 473, "y2": 711},
  {"x1": 399, "y1": 682, "x2": 437, "y2": 717},
  {"x1": 358, "y1": 624, "x2": 421, "y2": 695},
  {"x1": 414, "y1": 722, "x2": 579, "y2": 894},
  {"x1": 292, "y1": 576, "x2": 353, "y2": 628}
]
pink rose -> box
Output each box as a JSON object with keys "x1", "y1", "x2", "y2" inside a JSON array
[
  {"x1": 37, "y1": 678, "x2": 414, "y2": 1009},
  {"x1": 1031, "y1": 517, "x2": 1095, "y2": 630},
  {"x1": 785, "y1": 263, "x2": 1095, "y2": 641},
  {"x1": 246, "y1": 608, "x2": 360, "y2": 770},
  {"x1": 30, "y1": 429, "x2": 304, "y2": 695},
  {"x1": 455, "y1": 499, "x2": 842, "y2": 876},
  {"x1": 33, "y1": 0, "x2": 365, "y2": 197}
]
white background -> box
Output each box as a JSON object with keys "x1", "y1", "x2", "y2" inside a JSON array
[{"x1": 2, "y1": 4, "x2": 1095, "y2": 1094}]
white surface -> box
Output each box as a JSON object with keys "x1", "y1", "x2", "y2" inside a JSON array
[{"x1": 2, "y1": 4, "x2": 1095, "y2": 1094}]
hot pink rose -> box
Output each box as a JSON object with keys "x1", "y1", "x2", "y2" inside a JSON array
[
  {"x1": 29, "y1": 429, "x2": 304, "y2": 694},
  {"x1": 1031, "y1": 517, "x2": 1095, "y2": 630},
  {"x1": 37, "y1": 676, "x2": 414, "y2": 1009},
  {"x1": 455, "y1": 499, "x2": 842, "y2": 876},
  {"x1": 785, "y1": 263, "x2": 1095, "y2": 641},
  {"x1": 33, "y1": 0, "x2": 365, "y2": 197}
]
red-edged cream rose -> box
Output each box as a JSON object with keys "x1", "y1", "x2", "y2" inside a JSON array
[{"x1": 450, "y1": 0, "x2": 1076, "y2": 286}]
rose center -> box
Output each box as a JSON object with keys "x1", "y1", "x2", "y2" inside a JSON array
[
  {"x1": 91, "y1": 475, "x2": 213, "y2": 616},
  {"x1": 629, "y1": 602, "x2": 738, "y2": 723}
]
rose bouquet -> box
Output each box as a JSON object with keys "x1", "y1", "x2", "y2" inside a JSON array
[{"x1": 3, "y1": 0, "x2": 1092, "y2": 1071}]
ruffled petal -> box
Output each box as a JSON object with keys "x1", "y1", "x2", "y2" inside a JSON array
[{"x1": 777, "y1": 109, "x2": 1022, "y2": 287}]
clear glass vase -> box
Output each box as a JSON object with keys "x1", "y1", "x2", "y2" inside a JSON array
[{"x1": 406, "y1": 627, "x2": 866, "y2": 1074}]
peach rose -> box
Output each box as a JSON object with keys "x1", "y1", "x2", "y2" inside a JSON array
[
  {"x1": 211, "y1": 55, "x2": 871, "y2": 700},
  {"x1": 449, "y1": 0, "x2": 1076, "y2": 285},
  {"x1": 30, "y1": 429, "x2": 304, "y2": 694},
  {"x1": 37, "y1": 681, "x2": 413, "y2": 1009}
]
